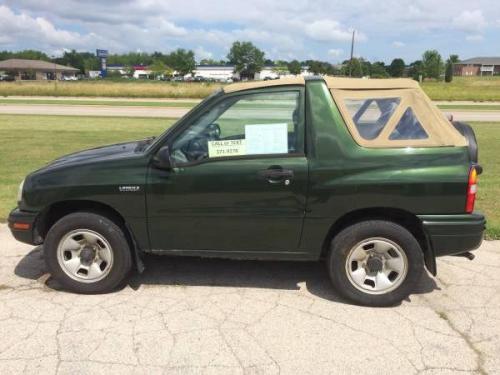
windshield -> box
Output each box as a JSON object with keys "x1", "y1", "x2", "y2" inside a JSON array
[{"x1": 144, "y1": 88, "x2": 224, "y2": 152}]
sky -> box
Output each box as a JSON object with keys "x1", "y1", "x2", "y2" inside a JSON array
[{"x1": 0, "y1": 0, "x2": 499, "y2": 64}]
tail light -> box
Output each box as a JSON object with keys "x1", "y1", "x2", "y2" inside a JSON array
[{"x1": 466, "y1": 166, "x2": 478, "y2": 213}]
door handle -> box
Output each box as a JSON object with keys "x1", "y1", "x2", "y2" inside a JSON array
[{"x1": 258, "y1": 167, "x2": 294, "y2": 184}]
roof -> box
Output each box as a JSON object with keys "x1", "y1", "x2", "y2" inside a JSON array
[
  {"x1": 223, "y1": 76, "x2": 421, "y2": 93},
  {"x1": 457, "y1": 57, "x2": 500, "y2": 65},
  {"x1": 0, "y1": 59, "x2": 79, "y2": 72},
  {"x1": 224, "y1": 76, "x2": 305, "y2": 93},
  {"x1": 325, "y1": 77, "x2": 419, "y2": 90},
  {"x1": 196, "y1": 65, "x2": 235, "y2": 71},
  {"x1": 196, "y1": 64, "x2": 235, "y2": 69}
]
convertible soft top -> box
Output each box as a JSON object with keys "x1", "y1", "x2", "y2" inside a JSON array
[
  {"x1": 325, "y1": 77, "x2": 419, "y2": 89},
  {"x1": 326, "y1": 77, "x2": 467, "y2": 148},
  {"x1": 224, "y1": 76, "x2": 467, "y2": 148},
  {"x1": 224, "y1": 76, "x2": 305, "y2": 93}
]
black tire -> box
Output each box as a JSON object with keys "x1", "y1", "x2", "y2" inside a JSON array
[
  {"x1": 327, "y1": 220, "x2": 424, "y2": 307},
  {"x1": 44, "y1": 212, "x2": 132, "y2": 293}
]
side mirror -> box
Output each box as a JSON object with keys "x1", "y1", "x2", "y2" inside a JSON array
[{"x1": 153, "y1": 145, "x2": 173, "y2": 170}]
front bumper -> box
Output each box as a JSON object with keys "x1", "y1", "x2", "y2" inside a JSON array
[
  {"x1": 418, "y1": 213, "x2": 486, "y2": 257},
  {"x1": 8, "y1": 208, "x2": 41, "y2": 245}
]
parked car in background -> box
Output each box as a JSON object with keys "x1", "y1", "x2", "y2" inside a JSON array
[
  {"x1": 9, "y1": 76, "x2": 484, "y2": 306},
  {"x1": 61, "y1": 75, "x2": 78, "y2": 81},
  {"x1": 0, "y1": 73, "x2": 15, "y2": 81}
]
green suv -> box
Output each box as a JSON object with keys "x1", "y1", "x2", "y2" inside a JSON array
[{"x1": 8, "y1": 76, "x2": 485, "y2": 306}]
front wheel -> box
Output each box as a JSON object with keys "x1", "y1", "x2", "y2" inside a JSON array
[
  {"x1": 44, "y1": 212, "x2": 132, "y2": 293},
  {"x1": 327, "y1": 220, "x2": 424, "y2": 306}
]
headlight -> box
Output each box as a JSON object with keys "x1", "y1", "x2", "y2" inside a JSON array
[{"x1": 17, "y1": 179, "x2": 25, "y2": 203}]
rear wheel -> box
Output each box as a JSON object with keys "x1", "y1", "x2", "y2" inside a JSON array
[
  {"x1": 327, "y1": 220, "x2": 424, "y2": 306},
  {"x1": 44, "y1": 212, "x2": 132, "y2": 293}
]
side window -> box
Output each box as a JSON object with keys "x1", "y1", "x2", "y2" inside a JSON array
[
  {"x1": 171, "y1": 91, "x2": 302, "y2": 163},
  {"x1": 345, "y1": 98, "x2": 401, "y2": 140},
  {"x1": 389, "y1": 108, "x2": 428, "y2": 140}
]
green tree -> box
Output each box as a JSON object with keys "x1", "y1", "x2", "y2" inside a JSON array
[
  {"x1": 227, "y1": 41, "x2": 265, "y2": 80},
  {"x1": 287, "y1": 60, "x2": 302, "y2": 75},
  {"x1": 303, "y1": 60, "x2": 337, "y2": 75},
  {"x1": 149, "y1": 60, "x2": 167, "y2": 79},
  {"x1": 53, "y1": 50, "x2": 100, "y2": 74},
  {"x1": 341, "y1": 58, "x2": 365, "y2": 77},
  {"x1": 444, "y1": 55, "x2": 459, "y2": 83},
  {"x1": 165, "y1": 49, "x2": 195, "y2": 76},
  {"x1": 445, "y1": 60, "x2": 453, "y2": 83},
  {"x1": 272, "y1": 64, "x2": 288, "y2": 76},
  {"x1": 422, "y1": 49, "x2": 443, "y2": 80},
  {"x1": 388, "y1": 58, "x2": 405, "y2": 77},
  {"x1": 408, "y1": 60, "x2": 424, "y2": 81},
  {"x1": 370, "y1": 61, "x2": 389, "y2": 78},
  {"x1": 449, "y1": 54, "x2": 460, "y2": 64},
  {"x1": 199, "y1": 58, "x2": 227, "y2": 65}
]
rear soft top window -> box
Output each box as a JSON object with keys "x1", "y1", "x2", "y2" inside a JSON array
[{"x1": 325, "y1": 77, "x2": 467, "y2": 148}]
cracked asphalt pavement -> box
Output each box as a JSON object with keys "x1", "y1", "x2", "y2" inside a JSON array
[{"x1": 1, "y1": 224, "x2": 499, "y2": 374}]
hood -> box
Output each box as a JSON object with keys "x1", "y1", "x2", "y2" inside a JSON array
[{"x1": 39, "y1": 138, "x2": 153, "y2": 171}]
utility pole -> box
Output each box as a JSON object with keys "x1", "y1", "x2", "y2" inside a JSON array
[{"x1": 349, "y1": 30, "x2": 355, "y2": 77}]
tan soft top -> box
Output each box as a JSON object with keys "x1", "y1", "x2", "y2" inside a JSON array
[
  {"x1": 326, "y1": 77, "x2": 467, "y2": 148},
  {"x1": 325, "y1": 77, "x2": 419, "y2": 90},
  {"x1": 224, "y1": 76, "x2": 305, "y2": 93},
  {"x1": 223, "y1": 75, "x2": 466, "y2": 148}
]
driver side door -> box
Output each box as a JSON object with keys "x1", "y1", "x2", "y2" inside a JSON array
[{"x1": 146, "y1": 88, "x2": 309, "y2": 256}]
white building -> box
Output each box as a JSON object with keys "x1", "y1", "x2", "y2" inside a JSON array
[
  {"x1": 133, "y1": 69, "x2": 152, "y2": 79},
  {"x1": 187, "y1": 64, "x2": 313, "y2": 81},
  {"x1": 189, "y1": 65, "x2": 238, "y2": 81},
  {"x1": 255, "y1": 66, "x2": 313, "y2": 80}
]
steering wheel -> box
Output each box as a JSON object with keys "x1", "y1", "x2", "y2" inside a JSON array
[
  {"x1": 184, "y1": 137, "x2": 209, "y2": 161},
  {"x1": 182, "y1": 123, "x2": 221, "y2": 161}
]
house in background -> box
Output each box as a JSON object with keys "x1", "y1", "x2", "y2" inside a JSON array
[
  {"x1": 107, "y1": 64, "x2": 128, "y2": 76},
  {"x1": 132, "y1": 65, "x2": 152, "y2": 79},
  {"x1": 454, "y1": 57, "x2": 500, "y2": 76},
  {"x1": 0, "y1": 59, "x2": 79, "y2": 80}
]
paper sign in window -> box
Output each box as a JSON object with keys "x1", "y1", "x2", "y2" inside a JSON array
[
  {"x1": 244, "y1": 123, "x2": 288, "y2": 155},
  {"x1": 208, "y1": 139, "x2": 246, "y2": 158}
]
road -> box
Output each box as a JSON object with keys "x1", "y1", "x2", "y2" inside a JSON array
[
  {"x1": 1, "y1": 224, "x2": 499, "y2": 374},
  {"x1": 0, "y1": 104, "x2": 190, "y2": 118},
  {"x1": 1, "y1": 103, "x2": 500, "y2": 122}
]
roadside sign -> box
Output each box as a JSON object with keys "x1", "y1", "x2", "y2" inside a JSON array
[
  {"x1": 96, "y1": 49, "x2": 109, "y2": 77},
  {"x1": 96, "y1": 49, "x2": 109, "y2": 58}
]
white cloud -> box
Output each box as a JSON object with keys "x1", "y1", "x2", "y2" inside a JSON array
[
  {"x1": 465, "y1": 34, "x2": 484, "y2": 41},
  {"x1": 152, "y1": 18, "x2": 188, "y2": 37},
  {"x1": 392, "y1": 41, "x2": 405, "y2": 48},
  {"x1": 327, "y1": 49, "x2": 343, "y2": 58},
  {"x1": 0, "y1": 5, "x2": 107, "y2": 52},
  {"x1": 305, "y1": 20, "x2": 362, "y2": 42},
  {"x1": 452, "y1": 10, "x2": 487, "y2": 32},
  {"x1": 194, "y1": 46, "x2": 213, "y2": 61},
  {"x1": 1, "y1": 1, "x2": 499, "y2": 62}
]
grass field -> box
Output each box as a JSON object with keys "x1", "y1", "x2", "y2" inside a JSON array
[
  {"x1": 0, "y1": 81, "x2": 220, "y2": 99},
  {"x1": 0, "y1": 115, "x2": 498, "y2": 239},
  {"x1": 0, "y1": 115, "x2": 173, "y2": 223},
  {"x1": 437, "y1": 104, "x2": 500, "y2": 111},
  {"x1": 422, "y1": 76, "x2": 500, "y2": 101},
  {"x1": 2, "y1": 98, "x2": 500, "y2": 111},
  {"x1": 1, "y1": 76, "x2": 500, "y2": 101}
]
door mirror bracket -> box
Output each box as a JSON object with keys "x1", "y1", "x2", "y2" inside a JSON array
[{"x1": 153, "y1": 145, "x2": 174, "y2": 170}]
